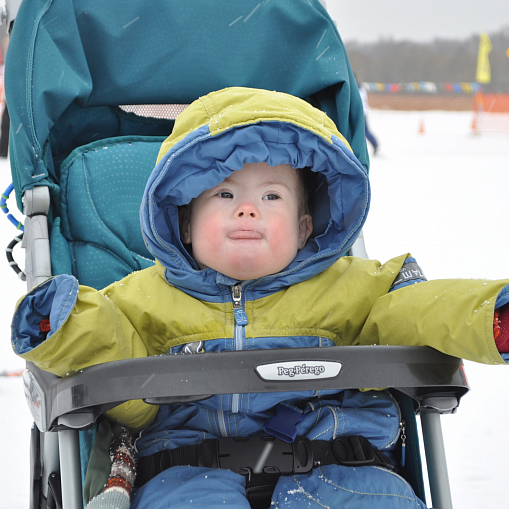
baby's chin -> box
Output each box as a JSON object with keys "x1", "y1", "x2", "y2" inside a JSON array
[
  {"x1": 217, "y1": 261, "x2": 291, "y2": 281},
  {"x1": 221, "y1": 268, "x2": 275, "y2": 281},
  {"x1": 195, "y1": 251, "x2": 298, "y2": 280}
]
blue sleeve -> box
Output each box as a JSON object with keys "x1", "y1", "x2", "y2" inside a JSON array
[{"x1": 12, "y1": 274, "x2": 78, "y2": 355}]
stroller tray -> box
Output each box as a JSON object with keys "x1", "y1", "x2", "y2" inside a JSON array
[{"x1": 24, "y1": 345, "x2": 469, "y2": 432}]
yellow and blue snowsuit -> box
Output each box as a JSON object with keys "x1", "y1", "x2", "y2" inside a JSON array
[{"x1": 11, "y1": 88, "x2": 509, "y2": 508}]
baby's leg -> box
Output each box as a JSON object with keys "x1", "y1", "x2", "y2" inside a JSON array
[
  {"x1": 271, "y1": 464, "x2": 427, "y2": 508},
  {"x1": 131, "y1": 466, "x2": 250, "y2": 509}
]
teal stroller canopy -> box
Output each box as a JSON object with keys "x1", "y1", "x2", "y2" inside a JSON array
[{"x1": 5, "y1": 0, "x2": 368, "y2": 210}]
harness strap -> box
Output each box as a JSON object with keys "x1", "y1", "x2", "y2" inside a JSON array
[{"x1": 135, "y1": 435, "x2": 393, "y2": 489}]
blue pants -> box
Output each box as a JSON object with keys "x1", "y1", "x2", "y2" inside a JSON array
[
  {"x1": 132, "y1": 391, "x2": 426, "y2": 508},
  {"x1": 131, "y1": 465, "x2": 427, "y2": 508}
]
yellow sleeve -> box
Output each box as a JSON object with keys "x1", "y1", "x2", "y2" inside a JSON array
[{"x1": 359, "y1": 277, "x2": 509, "y2": 365}]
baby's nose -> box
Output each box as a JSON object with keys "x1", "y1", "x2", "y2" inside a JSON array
[{"x1": 236, "y1": 201, "x2": 258, "y2": 218}]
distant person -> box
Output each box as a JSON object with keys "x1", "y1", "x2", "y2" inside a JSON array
[
  {"x1": 358, "y1": 81, "x2": 379, "y2": 155},
  {"x1": 0, "y1": 36, "x2": 10, "y2": 159}
]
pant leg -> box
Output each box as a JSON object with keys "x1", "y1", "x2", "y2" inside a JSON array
[
  {"x1": 131, "y1": 466, "x2": 250, "y2": 509},
  {"x1": 271, "y1": 465, "x2": 427, "y2": 509}
]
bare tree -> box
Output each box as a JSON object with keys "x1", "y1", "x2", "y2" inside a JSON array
[{"x1": 346, "y1": 28, "x2": 509, "y2": 92}]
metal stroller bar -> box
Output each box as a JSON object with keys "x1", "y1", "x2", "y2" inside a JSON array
[
  {"x1": 22, "y1": 186, "x2": 51, "y2": 289},
  {"x1": 58, "y1": 430, "x2": 82, "y2": 509},
  {"x1": 421, "y1": 397, "x2": 458, "y2": 509},
  {"x1": 21, "y1": 186, "x2": 77, "y2": 509},
  {"x1": 350, "y1": 231, "x2": 456, "y2": 508}
]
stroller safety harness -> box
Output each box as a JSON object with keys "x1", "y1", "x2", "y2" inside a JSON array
[{"x1": 135, "y1": 435, "x2": 394, "y2": 502}]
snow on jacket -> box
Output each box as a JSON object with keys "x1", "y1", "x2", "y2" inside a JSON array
[{"x1": 10, "y1": 87, "x2": 509, "y2": 507}]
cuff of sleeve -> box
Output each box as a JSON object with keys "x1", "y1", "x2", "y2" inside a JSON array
[
  {"x1": 11, "y1": 274, "x2": 78, "y2": 355},
  {"x1": 494, "y1": 286, "x2": 509, "y2": 361}
]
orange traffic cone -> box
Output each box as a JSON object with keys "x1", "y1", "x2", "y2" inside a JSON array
[
  {"x1": 471, "y1": 115, "x2": 479, "y2": 135},
  {"x1": 418, "y1": 120, "x2": 425, "y2": 134}
]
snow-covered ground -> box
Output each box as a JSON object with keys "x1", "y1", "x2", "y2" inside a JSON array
[{"x1": 1, "y1": 109, "x2": 508, "y2": 508}]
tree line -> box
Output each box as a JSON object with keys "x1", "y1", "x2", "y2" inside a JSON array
[{"x1": 345, "y1": 27, "x2": 509, "y2": 93}]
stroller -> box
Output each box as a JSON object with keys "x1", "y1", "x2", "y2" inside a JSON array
[{"x1": 4, "y1": 1, "x2": 468, "y2": 508}]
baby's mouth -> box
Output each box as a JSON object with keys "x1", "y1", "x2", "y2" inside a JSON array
[{"x1": 228, "y1": 230, "x2": 263, "y2": 239}]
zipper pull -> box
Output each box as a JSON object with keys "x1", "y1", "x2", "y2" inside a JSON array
[
  {"x1": 400, "y1": 421, "x2": 406, "y2": 467},
  {"x1": 232, "y1": 284, "x2": 248, "y2": 325}
]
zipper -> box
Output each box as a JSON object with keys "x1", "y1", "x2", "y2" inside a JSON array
[
  {"x1": 232, "y1": 283, "x2": 248, "y2": 326},
  {"x1": 231, "y1": 283, "x2": 248, "y2": 414},
  {"x1": 400, "y1": 420, "x2": 407, "y2": 467}
]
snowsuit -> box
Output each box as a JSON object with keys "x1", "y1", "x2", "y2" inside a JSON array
[{"x1": 11, "y1": 87, "x2": 509, "y2": 508}]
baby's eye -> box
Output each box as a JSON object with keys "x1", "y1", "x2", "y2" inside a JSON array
[
  {"x1": 218, "y1": 191, "x2": 233, "y2": 199},
  {"x1": 263, "y1": 194, "x2": 280, "y2": 201}
]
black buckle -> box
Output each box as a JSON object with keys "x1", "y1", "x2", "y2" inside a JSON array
[
  {"x1": 158, "y1": 449, "x2": 173, "y2": 471},
  {"x1": 197, "y1": 439, "x2": 219, "y2": 468},
  {"x1": 331, "y1": 436, "x2": 375, "y2": 466},
  {"x1": 292, "y1": 436, "x2": 314, "y2": 474},
  {"x1": 157, "y1": 440, "x2": 220, "y2": 472},
  {"x1": 217, "y1": 435, "x2": 313, "y2": 477}
]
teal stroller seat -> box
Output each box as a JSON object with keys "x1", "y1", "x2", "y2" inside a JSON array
[{"x1": 5, "y1": 1, "x2": 468, "y2": 509}]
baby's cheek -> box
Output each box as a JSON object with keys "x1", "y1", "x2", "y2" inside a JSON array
[
  {"x1": 272, "y1": 221, "x2": 300, "y2": 258},
  {"x1": 191, "y1": 220, "x2": 224, "y2": 268},
  {"x1": 194, "y1": 215, "x2": 221, "y2": 242},
  {"x1": 272, "y1": 219, "x2": 299, "y2": 243}
]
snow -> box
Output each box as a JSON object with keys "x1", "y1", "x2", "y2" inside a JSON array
[
  {"x1": 1, "y1": 109, "x2": 509, "y2": 507},
  {"x1": 364, "y1": 110, "x2": 509, "y2": 508}
]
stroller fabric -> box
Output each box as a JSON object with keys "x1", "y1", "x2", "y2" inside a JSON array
[{"x1": 51, "y1": 136, "x2": 162, "y2": 288}]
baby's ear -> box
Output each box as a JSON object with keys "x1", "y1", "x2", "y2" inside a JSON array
[
  {"x1": 179, "y1": 205, "x2": 192, "y2": 244},
  {"x1": 298, "y1": 214, "x2": 313, "y2": 249}
]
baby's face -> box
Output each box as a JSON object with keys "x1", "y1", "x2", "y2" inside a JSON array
[{"x1": 181, "y1": 162, "x2": 313, "y2": 280}]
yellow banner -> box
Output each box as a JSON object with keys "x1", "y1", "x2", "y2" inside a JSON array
[{"x1": 476, "y1": 33, "x2": 492, "y2": 84}]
